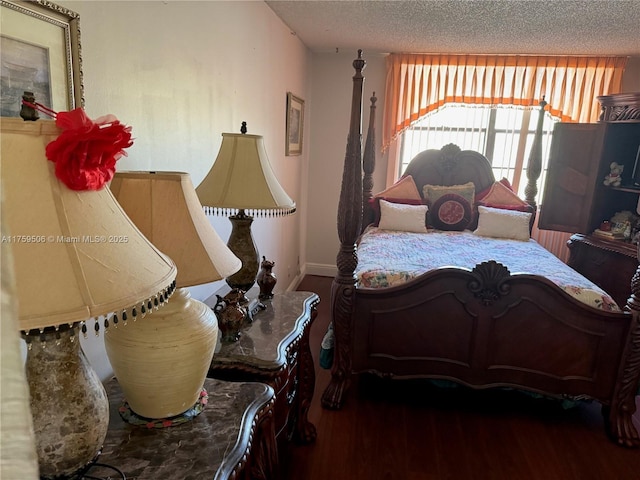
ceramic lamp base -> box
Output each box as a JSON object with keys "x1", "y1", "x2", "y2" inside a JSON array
[
  {"x1": 104, "y1": 288, "x2": 218, "y2": 419},
  {"x1": 23, "y1": 325, "x2": 109, "y2": 479}
]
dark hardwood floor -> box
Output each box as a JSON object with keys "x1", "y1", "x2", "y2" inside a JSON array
[{"x1": 284, "y1": 275, "x2": 640, "y2": 480}]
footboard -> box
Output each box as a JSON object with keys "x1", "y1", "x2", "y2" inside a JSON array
[{"x1": 351, "y1": 262, "x2": 628, "y2": 400}]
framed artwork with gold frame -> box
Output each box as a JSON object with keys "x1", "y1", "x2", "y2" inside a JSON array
[
  {"x1": 286, "y1": 92, "x2": 304, "y2": 156},
  {"x1": 0, "y1": 0, "x2": 83, "y2": 117}
]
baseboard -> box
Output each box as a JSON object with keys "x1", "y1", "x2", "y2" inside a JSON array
[
  {"x1": 304, "y1": 263, "x2": 337, "y2": 278},
  {"x1": 285, "y1": 268, "x2": 305, "y2": 292}
]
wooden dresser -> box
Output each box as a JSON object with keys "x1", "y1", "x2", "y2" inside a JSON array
[{"x1": 567, "y1": 234, "x2": 638, "y2": 308}]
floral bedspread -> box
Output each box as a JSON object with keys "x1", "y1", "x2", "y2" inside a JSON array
[{"x1": 356, "y1": 227, "x2": 620, "y2": 312}]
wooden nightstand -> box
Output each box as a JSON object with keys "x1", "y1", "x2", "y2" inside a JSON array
[
  {"x1": 93, "y1": 378, "x2": 278, "y2": 480},
  {"x1": 205, "y1": 290, "x2": 320, "y2": 445},
  {"x1": 567, "y1": 233, "x2": 638, "y2": 308}
]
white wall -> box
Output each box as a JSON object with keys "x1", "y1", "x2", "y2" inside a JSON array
[
  {"x1": 305, "y1": 52, "x2": 387, "y2": 276},
  {"x1": 55, "y1": 0, "x2": 310, "y2": 380}
]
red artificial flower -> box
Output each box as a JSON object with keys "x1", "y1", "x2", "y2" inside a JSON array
[{"x1": 45, "y1": 108, "x2": 133, "y2": 191}]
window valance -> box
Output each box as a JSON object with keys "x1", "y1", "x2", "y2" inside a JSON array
[{"x1": 382, "y1": 54, "x2": 628, "y2": 151}]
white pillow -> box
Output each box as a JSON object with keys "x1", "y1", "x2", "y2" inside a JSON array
[
  {"x1": 378, "y1": 199, "x2": 428, "y2": 233},
  {"x1": 474, "y1": 205, "x2": 532, "y2": 241}
]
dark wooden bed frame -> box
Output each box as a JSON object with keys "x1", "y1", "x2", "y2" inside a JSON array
[{"x1": 321, "y1": 50, "x2": 640, "y2": 447}]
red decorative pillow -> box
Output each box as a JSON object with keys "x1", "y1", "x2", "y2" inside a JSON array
[
  {"x1": 475, "y1": 180, "x2": 528, "y2": 207},
  {"x1": 430, "y1": 193, "x2": 473, "y2": 231},
  {"x1": 373, "y1": 175, "x2": 422, "y2": 201},
  {"x1": 370, "y1": 197, "x2": 425, "y2": 226},
  {"x1": 476, "y1": 202, "x2": 531, "y2": 212},
  {"x1": 475, "y1": 177, "x2": 514, "y2": 200}
]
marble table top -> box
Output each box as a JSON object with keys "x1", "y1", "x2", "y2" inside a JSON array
[
  {"x1": 207, "y1": 291, "x2": 320, "y2": 371},
  {"x1": 92, "y1": 378, "x2": 274, "y2": 480}
]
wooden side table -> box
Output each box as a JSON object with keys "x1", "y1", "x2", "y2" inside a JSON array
[
  {"x1": 205, "y1": 290, "x2": 320, "y2": 445},
  {"x1": 92, "y1": 378, "x2": 278, "y2": 480}
]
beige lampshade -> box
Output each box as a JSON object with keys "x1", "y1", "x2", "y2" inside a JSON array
[
  {"x1": 195, "y1": 132, "x2": 296, "y2": 215},
  {"x1": 0, "y1": 118, "x2": 177, "y2": 332},
  {"x1": 109, "y1": 171, "x2": 241, "y2": 288}
]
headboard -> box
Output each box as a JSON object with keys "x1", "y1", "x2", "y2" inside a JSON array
[
  {"x1": 402, "y1": 143, "x2": 537, "y2": 231},
  {"x1": 403, "y1": 143, "x2": 496, "y2": 199}
]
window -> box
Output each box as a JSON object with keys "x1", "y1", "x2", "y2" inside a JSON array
[{"x1": 399, "y1": 104, "x2": 559, "y2": 202}]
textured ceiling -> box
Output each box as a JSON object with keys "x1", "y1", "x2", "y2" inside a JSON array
[{"x1": 266, "y1": 0, "x2": 640, "y2": 56}]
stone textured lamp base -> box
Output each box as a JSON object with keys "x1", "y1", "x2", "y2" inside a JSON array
[
  {"x1": 24, "y1": 326, "x2": 109, "y2": 479},
  {"x1": 225, "y1": 211, "x2": 260, "y2": 292}
]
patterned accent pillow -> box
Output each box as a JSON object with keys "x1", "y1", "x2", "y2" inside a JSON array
[
  {"x1": 378, "y1": 199, "x2": 428, "y2": 233},
  {"x1": 423, "y1": 181, "x2": 475, "y2": 205},
  {"x1": 430, "y1": 193, "x2": 473, "y2": 231},
  {"x1": 423, "y1": 182, "x2": 475, "y2": 228}
]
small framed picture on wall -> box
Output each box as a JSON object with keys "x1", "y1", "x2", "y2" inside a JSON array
[
  {"x1": 286, "y1": 92, "x2": 304, "y2": 156},
  {"x1": 0, "y1": 0, "x2": 84, "y2": 118}
]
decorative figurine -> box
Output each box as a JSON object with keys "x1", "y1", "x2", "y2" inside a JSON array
[
  {"x1": 223, "y1": 287, "x2": 252, "y2": 322},
  {"x1": 20, "y1": 91, "x2": 39, "y2": 121},
  {"x1": 213, "y1": 294, "x2": 248, "y2": 342},
  {"x1": 223, "y1": 288, "x2": 249, "y2": 307},
  {"x1": 603, "y1": 162, "x2": 624, "y2": 187},
  {"x1": 256, "y1": 256, "x2": 277, "y2": 300}
]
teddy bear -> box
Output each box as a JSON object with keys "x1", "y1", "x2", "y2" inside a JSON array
[{"x1": 603, "y1": 162, "x2": 624, "y2": 187}]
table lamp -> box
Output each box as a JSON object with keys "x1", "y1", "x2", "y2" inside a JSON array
[
  {"x1": 107, "y1": 171, "x2": 241, "y2": 421},
  {"x1": 196, "y1": 122, "x2": 296, "y2": 292},
  {"x1": 0, "y1": 117, "x2": 177, "y2": 479}
]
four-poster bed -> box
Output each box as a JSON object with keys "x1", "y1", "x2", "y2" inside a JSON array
[{"x1": 321, "y1": 50, "x2": 640, "y2": 447}]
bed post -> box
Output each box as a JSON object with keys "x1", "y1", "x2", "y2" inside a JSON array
[
  {"x1": 362, "y1": 93, "x2": 377, "y2": 229},
  {"x1": 609, "y1": 251, "x2": 640, "y2": 447},
  {"x1": 321, "y1": 50, "x2": 366, "y2": 410},
  {"x1": 524, "y1": 97, "x2": 547, "y2": 208}
]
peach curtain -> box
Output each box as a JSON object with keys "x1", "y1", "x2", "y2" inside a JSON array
[
  {"x1": 382, "y1": 54, "x2": 628, "y2": 152},
  {"x1": 382, "y1": 54, "x2": 628, "y2": 261}
]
